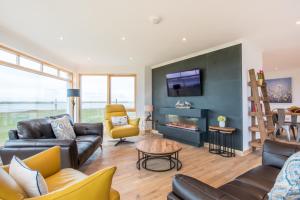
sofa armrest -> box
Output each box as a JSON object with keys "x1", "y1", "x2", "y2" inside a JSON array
[
  {"x1": 8, "y1": 130, "x2": 18, "y2": 140},
  {"x1": 263, "y1": 139, "x2": 300, "y2": 169},
  {"x1": 170, "y1": 174, "x2": 238, "y2": 200},
  {"x1": 0, "y1": 139, "x2": 78, "y2": 169},
  {"x1": 128, "y1": 118, "x2": 140, "y2": 127},
  {"x1": 74, "y1": 123, "x2": 103, "y2": 137}
]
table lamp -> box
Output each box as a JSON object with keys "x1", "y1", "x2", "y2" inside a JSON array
[
  {"x1": 145, "y1": 105, "x2": 153, "y2": 121},
  {"x1": 67, "y1": 89, "x2": 80, "y2": 118}
]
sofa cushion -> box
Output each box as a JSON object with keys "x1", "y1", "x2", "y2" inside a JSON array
[
  {"x1": 17, "y1": 118, "x2": 55, "y2": 139},
  {"x1": 235, "y1": 165, "x2": 280, "y2": 192},
  {"x1": 268, "y1": 151, "x2": 300, "y2": 199},
  {"x1": 45, "y1": 168, "x2": 86, "y2": 192},
  {"x1": 219, "y1": 180, "x2": 268, "y2": 200},
  {"x1": 51, "y1": 116, "x2": 76, "y2": 140},
  {"x1": 0, "y1": 167, "x2": 27, "y2": 200},
  {"x1": 9, "y1": 156, "x2": 48, "y2": 197}
]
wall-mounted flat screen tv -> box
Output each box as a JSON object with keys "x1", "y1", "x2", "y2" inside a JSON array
[{"x1": 166, "y1": 69, "x2": 201, "y2": 97}]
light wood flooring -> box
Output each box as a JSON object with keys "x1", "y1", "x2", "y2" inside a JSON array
[{"x1": 80, "y1": 134, "x2": 262, "y2": 200}]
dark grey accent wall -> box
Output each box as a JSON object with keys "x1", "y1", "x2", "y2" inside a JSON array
[{"x1": 152, "y1": 44, "x2": 243, "y2": 150}]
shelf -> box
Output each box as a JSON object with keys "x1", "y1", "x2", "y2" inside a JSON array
[
  {"x1": 248, "y1": 96, "x2": 269, "y2": 102},
  {"x1": 249, "y1": 126, "x2": 274, "y2": 133},
  {"x1": 159, "y1": 107, "x2": 208, "y2": 118},
  {"x1": 248, "y1": 81, "x2": 266, "y2": 87},
  {"x1": 250, "y1": 139, "x2": 262, "y2": 148},
  {"x1": 248, "y1": 112, "x2": 273, "y2": 117}
]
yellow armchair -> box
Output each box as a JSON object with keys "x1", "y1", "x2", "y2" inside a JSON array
[
  {"x1": 105, "y1": 104, "x2": 140, "y2": 146},
  {"x1": 0, "y1": 146, "x2": 120, "y2": 200}
]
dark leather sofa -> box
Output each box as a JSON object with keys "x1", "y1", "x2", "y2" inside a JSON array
[
  {"x1": 168, "y1": 140, "x2": 300, "y2": 200},
  {"x1": 0, "y1": 114, "x2": 103, "y2": 169}
]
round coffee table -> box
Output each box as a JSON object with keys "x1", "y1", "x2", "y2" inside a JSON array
[{"x1": 136, "y1": 138, "x2": 182, "y2": 172}]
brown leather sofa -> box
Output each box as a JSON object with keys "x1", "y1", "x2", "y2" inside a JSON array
[
  {"x1": 0, "y1": 114, "x2": 103, "y2": 169},
  {"x1": 168, "y1": 140, "x2": 300, "y2": 200}
]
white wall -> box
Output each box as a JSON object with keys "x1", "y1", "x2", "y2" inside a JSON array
[
  {"x1": 241, "y1": 41, "x2": 263, "y2": 151},
  {"x1": 264, "y1": 68, "x2": 300, "y2": 110}
]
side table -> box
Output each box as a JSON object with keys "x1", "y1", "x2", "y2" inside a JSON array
[{"x1": 208, "y1": 126, "x2": 236, "y2": 157}]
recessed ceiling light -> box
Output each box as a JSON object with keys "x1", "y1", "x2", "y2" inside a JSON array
[
  {"x1": 87, "y1": 57, "x2": 91, "y2": 61},
  {"x1": 182, "y1": 37, "x2": 187, "y2": 42},
  {"x1": 296, "y1": 21, "x2": 300, "y2": 25},
  {"x1": 121, "y1": 36, "x2": 126, "y2": 41},
  {"x1": 59, "y1": 36, "x2": 64, "y2": 41},
  {"x1": 129, "y1": 57, "x2": 133, "y2": 61}
]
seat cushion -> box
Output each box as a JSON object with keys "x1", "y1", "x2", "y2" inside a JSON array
[
  {"x1": 235, "y1": 165, "x2": 280, "y2": 192},
  {"x1": 110, "y1": 125, "x2": 139, "y2": 138},
  {"x1": 219, "y1": 180, "x2": 268, "y2": 200},
  {"x1": 45, "y1": 168, "x2": 87, "y2": 192}
]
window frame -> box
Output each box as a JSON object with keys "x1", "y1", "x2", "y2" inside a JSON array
[
  {"x1": 0, "y1": 44, "x2": 73, "y2": 83},
  {"x1": 79, "y1": 74, "x2": 137, "y2": 122}
]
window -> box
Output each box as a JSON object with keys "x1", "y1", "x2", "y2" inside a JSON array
[
  {"x1": 80, "y1": 75, "x2": 108, "y2": 123},
  {"x1": 0, "y1": 65, "x2": 70, "y2": 145},
  {"x1": 59, "y1": 71, "x2": 71, "y2": 80},
  {"x1": 0, "y1": 49, "x2": 17, "y2": 64},
  {"x1": 19, "y1": 56, "x2": 41, "y2": 71},
  {"x1": 110, "y1": 76, "x2": 135, "y2": 109},
  {"x1": 43, "y1": 65, "x2": 58, "y2": 76},
  {"x1": 80, "y1": 74, "x2": 136, "y2": 123}
]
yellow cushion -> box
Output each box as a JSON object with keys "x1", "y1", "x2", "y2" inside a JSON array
[
  {"x1": 110, "y1": 125, "x2": 139, "y2": 138},
  {"x1": 45, "y1": 168, "x2": 86, "y2": 192},
  {"x1": 0, "y1": 167, "x2": 27, "y2": 200}
]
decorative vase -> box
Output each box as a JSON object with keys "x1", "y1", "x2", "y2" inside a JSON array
[{"x1": 219, "y1": 121, "x2": 225, "y2": 128}]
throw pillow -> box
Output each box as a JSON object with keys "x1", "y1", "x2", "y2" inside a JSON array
[
  {"x1": 9, "y1": 156, "x2": 48, "y2": 197},
  {"x1": 51, "y1": 116, "x2": 76, "y2": 140},
  {"x1": 111, "y1": 116, "x2": 128, "y2": 126},
  {"x1": 268, "y1": 151, "x2": 300, "y2": 200},
  {"x1": 0, "y1": 167, "x2": 27, "y2": 200}
]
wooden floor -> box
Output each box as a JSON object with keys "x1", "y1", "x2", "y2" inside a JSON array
[{"x1": 80, "y1": 134, "x2": 262, "y2": 200}]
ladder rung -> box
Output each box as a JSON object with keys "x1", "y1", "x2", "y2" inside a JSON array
[
  {"x1": 248, "y1": 112, "x2": 273, "y2": 117},
  {"x1": 248, "y1": 81, "x2": 266, "y2": 87},
  {"x1": 248, "y1": 96, "x2": 269, "y2": 102},
  {"x1": 250, "y1": 139, "x2": 262, "y2": 148},
  {"x1": 249, "y1": 126, "x2": 274, "y2": 133}
]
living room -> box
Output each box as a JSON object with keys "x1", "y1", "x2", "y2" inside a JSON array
[{"x1": 0, "y1": 1, "x2": 300, "y2": 200}]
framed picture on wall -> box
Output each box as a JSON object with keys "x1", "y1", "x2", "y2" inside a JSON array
[{"x1": 265, "y1": 77, "x2": 292, "y2": 103}]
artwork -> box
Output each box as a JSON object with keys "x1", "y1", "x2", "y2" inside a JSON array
[{"x1": 266, "y1": 78, "x2": 292, "y2": 103}]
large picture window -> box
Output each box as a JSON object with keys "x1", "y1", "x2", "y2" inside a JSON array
[
  {"x1": 80, "y1": 74, "x2": 136, "y2": 123},
  {"x1": 0, "y1": 45, "x2": 73, "y2": 145},
  {"x1": 80, "y1": 75, "x2": 108, "y2": 123},
  {"x1": 0, "y1": 65, "x2": 70, "y2": 144}
]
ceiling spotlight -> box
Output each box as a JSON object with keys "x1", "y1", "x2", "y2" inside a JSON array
[
  {"x1": 121, "y1": 36, "x2": 126, "y2": 41},
  {"x1": 87, "y1": 57, "x2": 91, "y2": 61},
  {"x1": 149, "y1": 16, "x2": 162, "y2": 24},
  {"x1": 182, "y1": 37, "x2": 187, "y2": 42},
  {"x1": 129, "y1": 57, "x2": 133, "y2": 61},
  {"x1": 296, "y1": 21, "x2": 300, "y2": 25},
  {"x1": 59, "y1": 36, "x2": 64, "y2": 41}
]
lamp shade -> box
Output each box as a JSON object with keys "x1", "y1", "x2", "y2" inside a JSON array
[
  {"x1": 145, "y1": 105, "x2": 153, "y2": 112},
  {"x1": 67, "y1": 89, "x2": 80, "y2": 97}
]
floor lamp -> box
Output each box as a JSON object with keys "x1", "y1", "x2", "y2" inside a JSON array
[{"x1": 67, "y1": 89, "x2": 80, "y2": 121}]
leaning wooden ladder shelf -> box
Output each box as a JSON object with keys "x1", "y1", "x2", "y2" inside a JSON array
[{"x1": 248, "y1": 69, "x2": 275, "y2": 150}]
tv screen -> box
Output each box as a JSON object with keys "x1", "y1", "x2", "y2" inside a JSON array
[{"x1": 166, "y1": 69, "x2": 201, "y2": 97}]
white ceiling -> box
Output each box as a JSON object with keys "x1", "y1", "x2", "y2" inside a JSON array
[{"x1": 0, "y1": 0, "x2": 299, "y2": 71}]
